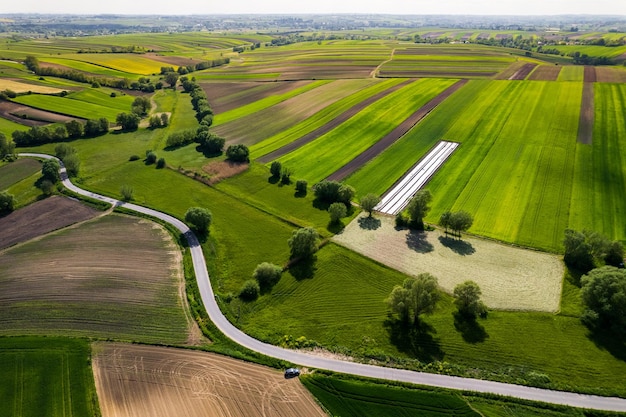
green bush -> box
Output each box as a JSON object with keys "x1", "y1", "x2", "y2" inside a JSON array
[
  {"x1": 156, "y1": 158, "x2": 166, "y2": 169},
  {"x1": 239, "y1": 280, "x2": 260, "y2": 301}
]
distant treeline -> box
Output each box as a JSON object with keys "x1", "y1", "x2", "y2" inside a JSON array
[{"x1": 159, "y1": 57, "x2": 230, "y2": 76}]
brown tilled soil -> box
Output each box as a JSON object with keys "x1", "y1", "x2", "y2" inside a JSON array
[
  {"x1": 0, "y1": 101, "x2": 82, "y2": 126},
  {"x1": 508, "y1": 63, "x2": 537, "y2": 80},
  {"x1": 577, "y1": 82, "x2": 594, "y2": 145},
  {"x1": 595, "y1": 66, "x2": 626, "y2": 83},
  {"x1": 144, "y1": 53, "x2": 204, "y2": 68},
  {"x1": 527, "y1": 65, "x2": 562, "y2": 81},
  {"x1": 256, "y1": 79, "x2": 413, "y2": 163},
  {"x1": 203, "y1": 80, "x2": 311, "y2": 114},
  {"x1": 93, "y1": 343, "x2": 327, "y2": 417},
  {"x1": 333, "y1": 214, "x2": 563, "y2": 312},
  {"x1": 0, "y1": 196, "x2": 100, "y2": 251},
  {"x1": 201, "y1": 160, "x2": 249, "y2": 184},
  {"x1": 326, "y1": 79, "x2": 469, "y2": 181},
  {"x1": 584, "y1": 66, "x2": 597, "y2": 83},
  {"x1": 379, "y1": 71, "x2": 497, "y2": 78}
]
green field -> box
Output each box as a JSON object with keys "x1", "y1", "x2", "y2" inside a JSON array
[
  {"x1": 0, "y1": 159, "x2": 41, "y2": 191},
  {"x1": 0, "y1": 337, "x2": 99, "y2": 417},
  {"x1": 12, "y1": 93, "x2": 124, "y2": 121},
  {"x1": 276, "y1": 78, "x2": 457, "y2": 183}
]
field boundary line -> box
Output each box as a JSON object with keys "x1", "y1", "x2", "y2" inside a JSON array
[
  {"x1": 17, "y1": 152, "x2": 626, "y2": 413},
  {"x1": 326, "y1": 79, "x2": 468, "y2": 182}
]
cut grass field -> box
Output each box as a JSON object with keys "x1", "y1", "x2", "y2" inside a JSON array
[
  {"x1": 347, "y1": 80, "x2": 582, "y2": 252},
  {"x1": 0, "y1": 78, "x2": 65, "y2": 94},
  {"x1": 276, "y1": 78, "x2": 457, "y2": 183},
  {"x1": 0, "y1": 213, "x2": 190, "y2": 344},
  {"x1": 93, "y1": 342, "x2": 326, "y2": 417},
  {"x1": 12, "y1": 93, "x2": 123, "y2": 121},
  {"x1": 0, "y1": 158, "x2": 41, "y2": 191},
  {"x1": 0, "y1": 337, "x2": 99, "y2": 417}
]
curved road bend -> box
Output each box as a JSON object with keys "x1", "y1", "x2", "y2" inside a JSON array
[{"x1": 20, "y1": 153, "x2": 626, "y2": 413}]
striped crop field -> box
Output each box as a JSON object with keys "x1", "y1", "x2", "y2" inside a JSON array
[
  {"x1": 42, "y1": 53, "x2": 164, "y2": 75},
  {"x1": 39, "y1": 57, "x2": 138, "y2": 79},
  {"x1": 569, "y1": 83, "x2": 626, "y2": 243},
  {"x1": 551, "y1": 44, "x2": 626, "y2": 60},
  {"x1": 527, "y1": 64, "x2": 562, "y2": 81},
  {"x1": 275, "y1": 78, "x2": 457, "y2": 183},
  {"x1": 213, "y1": 79, "x2": 380, "y2": 146},
  {"x1": 348, "y1": 80, "x2": 582, "y2": 252},
  {"x1": 66, "y1": 88, "x2": 135, "y2": 112},
  {"x1": 212, "y1": 80, "x2": 329, "y2": 126},
  {"x1": 12, "y1": 92, "x2": 125, "y2": 121}
]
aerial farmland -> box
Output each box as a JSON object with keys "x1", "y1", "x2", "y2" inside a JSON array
[{"x1": 1, "y1": 12, "x2": 626, "y2": 416}]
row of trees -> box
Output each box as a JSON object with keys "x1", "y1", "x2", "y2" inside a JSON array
[
  {"x1": 12, "y1": 118, "x2": 109, "y2": 147},
  {"x1": 563, "y1": 229, "x2": 624, "y2": 273},
  {"x1": 159, "y1": 57, "x2": 230, "y2": 76}
]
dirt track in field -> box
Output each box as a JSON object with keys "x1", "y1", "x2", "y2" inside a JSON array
[
  {"x1": 93, "y1": 343, "x2": 327, "y2": 417},
  {"x1": 326, "y1": 79, "x2": 468, "y2": 181},
  {"x1": 256, "y1": 79, "x2": 413, "y2": 163},
  {"x1": 0, "y1": 196, "x2": 100, "y2": 251},
  {"x1": 508, "y1": 63, "x2": 537, "y2": 80},
  {"x1": 577, "y1": 82, "x2": 594, "y2": 145},
  {"x1": 333, "y1": 214, "x2": 563, "y2": 312},
  {"x1": 584, "y1": 66, "x2": 597, "y2": 83}
]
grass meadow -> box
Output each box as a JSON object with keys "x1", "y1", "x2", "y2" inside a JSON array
[
  {"x1": 0, "y1": 337, "x2": 99, "y2": 417},
  {"x1": 12, "y1": 93, "x2": 124, "y2": 121},
  {"x1": 0, "y1": 158, "x2": 41, "y2": 191}
]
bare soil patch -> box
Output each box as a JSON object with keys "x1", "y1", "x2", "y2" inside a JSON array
[
  {"x1": 202, "y1": 160, "x2": 249, "y2": 184},
  {"x1": 327, "y1": 80, "x2": 468, "y2": 182},
  {"x1": 527, "y1": 65, "x2": 562, "y2": 81},
  {"x1": 508, "y1": 63, "x2": 537, "y2": 80},
  {"x1": 0, "y1": 101, "x2": 82, "y2": 126},
  {"x1": 595, "y1": 66, "x2": 626, "y2": 83},
  {"x1": 583, "y1": 66, "x2": 597, "y2": 83},
  {"x1": 577, "y1": 82, "x2": 594, "y2": 145},
  {"x1": 257, "y1": 79, "x2": 413, "y2": 163},
  {"x1": 333, "y1": 214, "x2": 563, "y2": 312},
  {"x1": 0, "y1": 214, "x2": 191, "y2": 343},
  {"x1": 93, "y1": 342, "x2": 326, "y2": 417},
  {"x1": 0, "y1": 195, "x2": 100, "y2": 251},
  {"x1": 495, "y1": 61, "x2": 528, "y2": 80},
  {"x1": 144, "y1": 53, "x2": 204, "y2": 68}
]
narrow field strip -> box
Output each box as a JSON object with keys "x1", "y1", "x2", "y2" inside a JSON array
[
  {"x1": 327, "y1": 79, "x2": 468, "y2": 181},
  {"x1": 508, "y1": 63, "x2": 537, "y2": 80},
  {"x1": 577, "y1": 82, "x2": 594, "y2": 144},
  {"x1": 256, "y1": 79, "x2": 413, "y2": 163},
  {"x1": 375, "y1": 141, "x2": 459, "y2": 215}
]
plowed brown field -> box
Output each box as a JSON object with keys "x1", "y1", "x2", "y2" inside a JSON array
[{"x1": 93, "y1": 343, "x2": 327, "y2": 417}]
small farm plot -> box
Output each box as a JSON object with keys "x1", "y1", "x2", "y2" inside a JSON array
[
  {"x1": 375, "y1": 141, "x2": 458, "y2": 215},
  {"x1": 0, "y1": 78, "x2": 65, "y2": 94},
  {"x1": 0, "y1": 158, "x2": 41, "y2": 191},
  {"x1": 0, "y1": 337, "x2": 99, "y2": 417},
  {"x1": 12, "y1": 94, "x2": 122, "y2": 121},
  {"x1": 93, "y1": 342, "x2": 327, "y2": 417},
  {"x1": 0, "y1": 214, "x2": 190, "y2": 344},
  {"x1": 333, "y1": 214, "x2": 563, "y2": 312}
]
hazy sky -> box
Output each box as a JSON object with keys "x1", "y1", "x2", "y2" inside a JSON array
[{"x1": 2, "y1": 0, "x2": 625, "y2": 16}]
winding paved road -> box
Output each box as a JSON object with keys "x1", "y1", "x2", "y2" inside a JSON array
[{"x1": 20, "y1": 153, "x2": 626, "y2": 413}]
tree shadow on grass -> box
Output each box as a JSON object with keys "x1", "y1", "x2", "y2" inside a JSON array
[
  {"x1": 288, "y1": 256, "x2": 317, "y2": 281},
  {"x1": 438, "y1": 235, "x2": 475, "y2": 256},
  {"x1": 384, "y1": 317, "x2": 444, "y2": 362},
  {"x1": 406, "y1": 230, "x2": 434, "y2": 253},
  {"x1": 453, "y1": 312, "x2": 489, "y2": 344},
  {"x1": 358, "y1": 216, "x2": 381, "y2": 230},
  {"x1": 587, "y1": 328, "x2": 626, "y2": 362},
  {"x1": 267, "y1": 175, "x2": 280, "y2": 184}
]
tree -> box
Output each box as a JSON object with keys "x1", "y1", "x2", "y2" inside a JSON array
[
  {"x1": 148, "y1": 115, "x2": 162, "y2": 128},
  {"x1": 164, "y1": 72, "x2": 179, "y2": 88},
  {"x1": 328, "y1": 202, "x2": 347, "y2": 224},
  {"x1": 295, "y1": 180, "x2": 307, "y2": 195},
  {"x1": 54, "y1": 143, "x2": 76, "y2": 160},
  {"x1": 270, "y1": 161, "x2": 282, "y2": 178},
  {"x1": 0, "y1": 133, "x2": 15, "y2": 159},
  {"x1": 145, "y1": 151, "x2": 157, "y2": 165},
  {"x1": 581, "y1": 266, "x2": 626, "y2": 334},
  {"x1": 312, "y1": 180, "x2": 354, "y2": 206},
  {"x1": 563, "y1": 229, "x2": 594, "y2": 272},
  {"x1": 359, "y1": 193, "x2": 380, "y2": 217},
  {"x1": 160, "y1": 113, "x2": 169, "y2": 127},
  {"x1": 41, "y1": 159, "x2": 60, "y2": 183},
  {"x1": 453, "y1": 281, "x2": 486, "y2": 318},
  {"x1": 280, "y1": 167, "x2": 292, "y2": 185},
  {"x1": 63, "y1": 154, "x2": 80, "y2": 177},
  {"x1": 185, "y1": 207, "x2": 212, "y2": 233},
  {"x1": 448, "y1": 211, "x2": 473, "y2": 238},
  {"x1": 201, "y1": 133, "x2": 225, "y2": 155},
  {"x1": 337, "y1": 184, "x2": 355, "y2": 206},
  {"x1": 65, "y1": 120, "x2": 84, "y2": 139},
  {"x1": 120, "y1": 185, "x2": 134, "y2": 201},
  {"x1": 39, "y1": 179, "x2": 55, "y2": 196},
  {"x1": 131, "y1": 96, "x2": 151, "y2": 117},
  {"x1": 288, "y1": 227, "x2": 319, "y2": 260},
  {"x1": 225, "y1": 144, "x2": 250, "y2": 162},
  {"x1": 0, "y1": 192, "x2": 15, "y2": 215},
  {"x1": 116, "y1": 113, "x2": 140, "y2": 132},
  {"x1": 386, "y1": 273, "x2": 440, "y2": 324},
  {"x1": 406, "y1": 189, "x2": 432, "y2": 230},
  {"x1": 253, "y1": 262, "x2": 282, "y2": 290},
  {"x1": 239, "y1": 279, "x2": 260, "y2": 301},
  {"x1": 605, "y1": 241, "x2": 625, "y2": 268},
  {"x1": 156, "y1": 157, "x2": 166, "y2": 169},
  {"x1": 439, "y1": 210, "x2": 452, "y2": 233}
]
